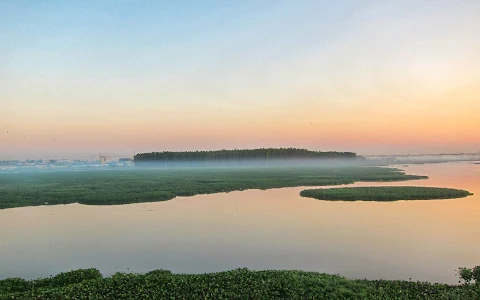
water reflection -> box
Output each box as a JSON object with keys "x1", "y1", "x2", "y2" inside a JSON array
[{"x1": 0, "y1": 162, "x2": 478, "y2": 284}]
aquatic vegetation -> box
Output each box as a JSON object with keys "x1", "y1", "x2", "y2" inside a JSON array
[
  {"x1": 459, "y1": 266, "x2": 480, "y2": 284},
  {"x1": 0, "y1": 166, "x2": 426, "y2": 209},
  {"x1": 300, "y1": 186, "x2": 472, "y2": 201},
  {"x1": 0, "y1": 269, "x2": 102, "y2": 295},
  {"x1": 1, "y1": 268, "x2": 479, "y2": 299},
  {"x1": 459, "y1": 268, "x2": 474, "y2": 284}
]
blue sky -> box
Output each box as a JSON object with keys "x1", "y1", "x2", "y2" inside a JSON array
[{"x1": 1, "y1": 1, "x2": 479, "y2": 159}]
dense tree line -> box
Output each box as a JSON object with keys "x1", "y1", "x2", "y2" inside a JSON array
[{"x1": 134, "y1": 148, "x2": 357, "y2": 166}]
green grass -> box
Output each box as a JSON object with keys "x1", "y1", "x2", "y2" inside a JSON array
[
  {"x1": 1, "y1": 268, "x2": 479, "y2": 299},
  {"x1": 300, "y1": 186, "x2": 473, "y2": 202},
  {"x1": 0, "y1": 166, "x2": 427, "y2": 209}
]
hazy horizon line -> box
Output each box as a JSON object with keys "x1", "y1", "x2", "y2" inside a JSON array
[{"x1": 2, "y1": 148, "x2": 480, "y2": 161}]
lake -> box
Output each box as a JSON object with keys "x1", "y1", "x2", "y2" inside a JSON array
[{"x1": 0, "y1": 162, "x2": 478, "y2": 284}]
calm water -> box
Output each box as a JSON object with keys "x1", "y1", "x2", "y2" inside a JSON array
[{"x1": 0, "y1": 162, "x2": 479, "y2": 284}]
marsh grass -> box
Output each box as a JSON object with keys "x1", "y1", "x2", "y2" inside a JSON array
[
  {"x1": 0, "y1": 166, "x2": 426, "y2": 209},
  {"x1": 300, "y1": 186, "x2": 472, "y2": 202}
]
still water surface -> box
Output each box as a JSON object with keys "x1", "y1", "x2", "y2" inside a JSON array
[{"x1": 0, "y1": 162, "x2": 479, "y2": 283}]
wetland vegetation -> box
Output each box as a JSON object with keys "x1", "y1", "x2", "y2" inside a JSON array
[
  {"x1": 300, "y1": 186, "x2": 473, "y2": 202},
  {"x1": 0, "y1": 166, "x2": 427, "y2": 209},
  {"x1": 1, "y1": 267, "x2": 479, "y2": 299}
]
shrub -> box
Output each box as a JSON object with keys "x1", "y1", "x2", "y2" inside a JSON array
[
  {"x1": 473, "y1": 266, "x2": 480, "y2": 284},
  {"x1": 0, "y1": 278, "x2": 30, "y2": 293},
  {"x1": 32, "y1": 268, "x2": 102, "y2": 288},
  {"x1": 459, "y1": 267, "x2": 473, "y2": 283}
]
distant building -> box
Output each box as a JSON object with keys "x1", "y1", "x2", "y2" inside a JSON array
[{"x1": 119, "y1": 158, "x2": 134, "y2": 165}]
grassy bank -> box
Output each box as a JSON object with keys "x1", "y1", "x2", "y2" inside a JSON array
[
  {"x1": 300, "y1": 186, "x2": 473, "y2": 202},
  {"x1": 1, "y1": 268, "x2": 479, "y2": 299},
  {"x1": 0, "y1": 166, "x2": 426, "y2": 209}
]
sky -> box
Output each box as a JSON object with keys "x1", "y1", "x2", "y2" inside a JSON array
[{"x1": 1, "y1": 0, "x2": 479, "y2": 160}]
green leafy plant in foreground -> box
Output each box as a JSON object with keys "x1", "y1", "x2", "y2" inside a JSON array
[
  {"x1": 1, "y1": 267, "x2": 479, "y2": 299},
  {"x1": 459, "y1": 266, "x2": 480, "y2": 285}
]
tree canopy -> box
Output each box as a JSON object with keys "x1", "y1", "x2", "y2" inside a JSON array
[{"x1": 134, "y1": 148, "x2": 358, "y2": 166}]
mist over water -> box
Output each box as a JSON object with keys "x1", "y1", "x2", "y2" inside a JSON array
[
  {"x1": 134, "y1": 158, "x2": 366, "y2": 169},
  {"x1": 0, "y1": 158, "x2": 373, "y2": 175}
]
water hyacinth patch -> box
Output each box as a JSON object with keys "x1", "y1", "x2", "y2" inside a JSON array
[{"x1": 1, "y1": 268, "x2": 479, "y2": 299}]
